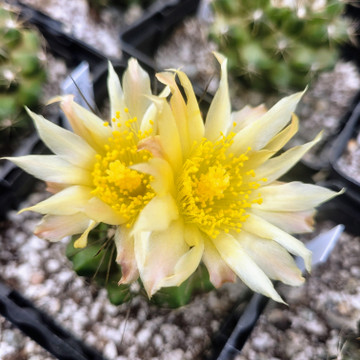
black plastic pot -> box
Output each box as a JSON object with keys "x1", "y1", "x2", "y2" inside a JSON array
[
  {"x1": 327, "y1": 93, "x2": 360, "y2": 222},
  {"x1": 120, "y1": 0, "x2": 200, "y2": 69}
]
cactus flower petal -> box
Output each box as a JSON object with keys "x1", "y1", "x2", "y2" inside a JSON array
[
  {"x1": 213, "y1": 232, "x2": 285, "y2": 303},
  {"x1": 134, "y1": 220, "x2": 189, "y2": 296},
  {"x1": 203, "y1": 238, "x2": 237, "y2": 288},
  {"x1": 239, "y1": 231, "x2": 305, "y2": 286},
  {"x1": 34, "y1": 213, "x2": 96, "y2": 242},
  {"x1": 115, "y1": 227, "x2": 139, "y2": 284}
]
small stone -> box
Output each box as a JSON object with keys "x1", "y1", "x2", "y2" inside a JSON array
[
  {"x1": 268, "y1": 308, "x2": 291, "y2": 330},
  {"x1": 252, "y1": 332, "x2": 276, "y2": 351},
  {"x1": 45, "y1": 258, "x2": 61, "y2": 273},
  {"x1": 30, "y1": 271, "x2": 45, "y2": 285},
  {"x1": 103, "y1": 341, "x2": 118, "y2": 359},
  {"x1": 137, "y1": 328, "x2": 151, "y2": 345}
]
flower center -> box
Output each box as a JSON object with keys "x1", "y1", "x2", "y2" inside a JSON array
[
  {"x1": 196, "y1": 165, "x2": 230, "y2": 204},
  {"x1": 177, "y1": 133, "x2": 264, "y2": 238},
  {"x1": 91, "y1": 113, "x2": 155, "y2": 226}
]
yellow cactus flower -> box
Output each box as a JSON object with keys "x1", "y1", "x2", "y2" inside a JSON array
[
  {"x1": 5, "y1": 59, "x2": 164, "y2": 284},
  {"x1": 126, "y1": 53, "x2": 340, "y2": 302}
]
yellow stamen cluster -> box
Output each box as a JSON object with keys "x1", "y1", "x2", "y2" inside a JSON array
[
  {"x1": 177, "y1": 133, "x2": 264, "y2": 238},
  {"x1": 91, "y1": 112, "x2": 155, "y2": 226}
]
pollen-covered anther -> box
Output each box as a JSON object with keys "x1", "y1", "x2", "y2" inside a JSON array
[
  {"x1": 177, "y1": 135, "x2": 262, "y2": 238},
  {"x1": 91, "y1": 125, "x2": 154, "y2": 224}
]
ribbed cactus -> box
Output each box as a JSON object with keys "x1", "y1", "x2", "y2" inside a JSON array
[
  {"x1": 0, "y1": 6, "x2": 46, "y2": 142},
  {"x1": 210, "y1": 0, "x2": 351, "y2": 93}
]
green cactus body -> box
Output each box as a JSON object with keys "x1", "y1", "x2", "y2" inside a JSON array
[
  {"x1": 66, "y1": 224, "x2": 214, "y2": 308},
  {"x1": 211, "y1": 0, "x2": 351, "y2": 93},
  {"x1": 0, "y1": 6, "x2": 46, "y2": 144}
]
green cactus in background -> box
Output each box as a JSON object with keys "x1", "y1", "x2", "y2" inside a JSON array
[
  {"x1": 0, "y1": 6, "x2": 46, "y2": 144},
  {"x1": 210, "y1": 0, "x2": 351, "y2": 93}
]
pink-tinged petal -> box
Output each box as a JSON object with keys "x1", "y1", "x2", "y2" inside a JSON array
[
  {"x1": 5, "y1": 155, "x2": 92, "y2": 186},
  {"x1": 84, "y1": 197, "x2": 127, "y2": 225},
  {"x1": 74, "y1": 220, "x2": 97, "y2": 248},
  {"x1": 25, "y1": 108, "x2": 96, "y2": 168},
  {"x1": 252, "y1": 181, "x2": 341, "y2": 211},
  {"x1": 251, "y1": 208, "x2": 315, "y2": 234},
  {"x1": 123, "y1": 58, "x2": 152, "y2": 122},
  {"x1": 205, "y1": 53, "x2": 231, "y2": 142},
  {"x1": 231, "y1": 104, "x2": 267, "y2": 133},
  {"x1": 239, "y1": 231, "x2": 305, "y2": 286},
  {"x1": 34, "y1": 213, "x2": 94, "y2": 242},
  {"x1": 19, "y1": 185, "x2": 93, "y2": 216},
  {"x1": 60, "y1": 95, "x2": 112, "y2": 152},
  {"x1": 153, "y1": 97, "x2": 183, "y2": 170},
  {"x1": 132, "y1": 194, "x2": 179, "y2": 233},
  {"x1": 214, "y1": 232, "x2": 284, "y2": 303},
  {"x1": 114, "y1": 227, "x2": 139, "y2": 284},
  {"x1": 131, "y1": 157, "x2": 175, "y2": 196},
  {"x1": 203, "y1": 238, "x2": 236, "y2": 288},
  {"x1": 243, "y1": 213, "x2": 312, "y2": 272},
  {"x1": 255, "y1": 132, "x2": 322, "y2": 184},
  {"x1": 230, "y1": 90, "x2": 304, "y2": 155},
  {"x1": 107, "y1": 62, "x2": 126, "y2": 121},
  {"x1": 134, "y1": 219, "x2": 188, "y2": 296}
]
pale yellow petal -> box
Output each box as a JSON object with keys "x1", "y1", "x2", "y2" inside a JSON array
[
  {"x1": 203, "y1": 238, "x2": 236, "y2": 288},
  {"x1": 231, "y1": 104, "x2": 267, "y2": 133},
  {"x1": 26, "y1": 108, "x2": 96, "y2": 168},
  {"x1": 134, "y1": 219, "x2": 188, "y2": 296},
  {"x1": 114, "y1": 227, "x2": 139, "y2": 284},
  {"x1": 239, "y1": 231, "x2": 305, "y2": 286},
  {"x1": 123, "y1": 58, "x2": 152, "y2": 121},
  {"x1": 230, "y1": 90, "x2": 304, "y2": 154},
  {"x1": 205, "y1": 53, "x2": 231, "y2": 141},
  {"x1": 107, "y1": 61, "x2": 126, "y2": 120},
  {"x1": 60, "y1": 95, "x2": 112, "y2": 152},
  {"x1": 34, "y1": 213, "x2": 94, "y2": 242},
  {"x1": 139, "y1": 102, "x2": 158, "y2": 134},
  {"x1": 159, "y1": 237, "x2": 204, "y2": 289},
  {"x1": 132, "y1": 194, "x2": 179, "y2": 233},
  {"x1": 243, "y1": 213, "x2": 312, "y2": 272},
  {"x1": 156, "y1": 71, "x2": 190, "y2": 152},
  {"x1": 214, "y1": 232, "x2": 284, "y2": 303},
  {"x1": 84, "y1": 197, "x2": 127, "y2": 225},
  {"x1": 176, "y1": 70, "x2": 205, "y2": 144},
  {"x1": 251, "y1": 208, "x2": 315, "y2": 234},
  {"x1": 20, "y1": 185, "x2": 92, "y2": 216},
  {"x1": 255, "y1": 132, "x2": 322, "y2": 184},
  {"x1": 252, "y1": 181, "x2": 340, "y2": 211},
  {"x1": 5, "y1": 155, "x2": 92, "y2": 186},
  {"x1": 131, "y1": 157, "x2": 175, "y2": 196},
  {"x1": 264, "y1": 114, "x2": 298, "y2": 152},
  {"x1": 154, "y1": 97, "x2": 183, "y2": 170},
  {"x1": 74, "y1": 220, "x2": 97, "y2": 248}
]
